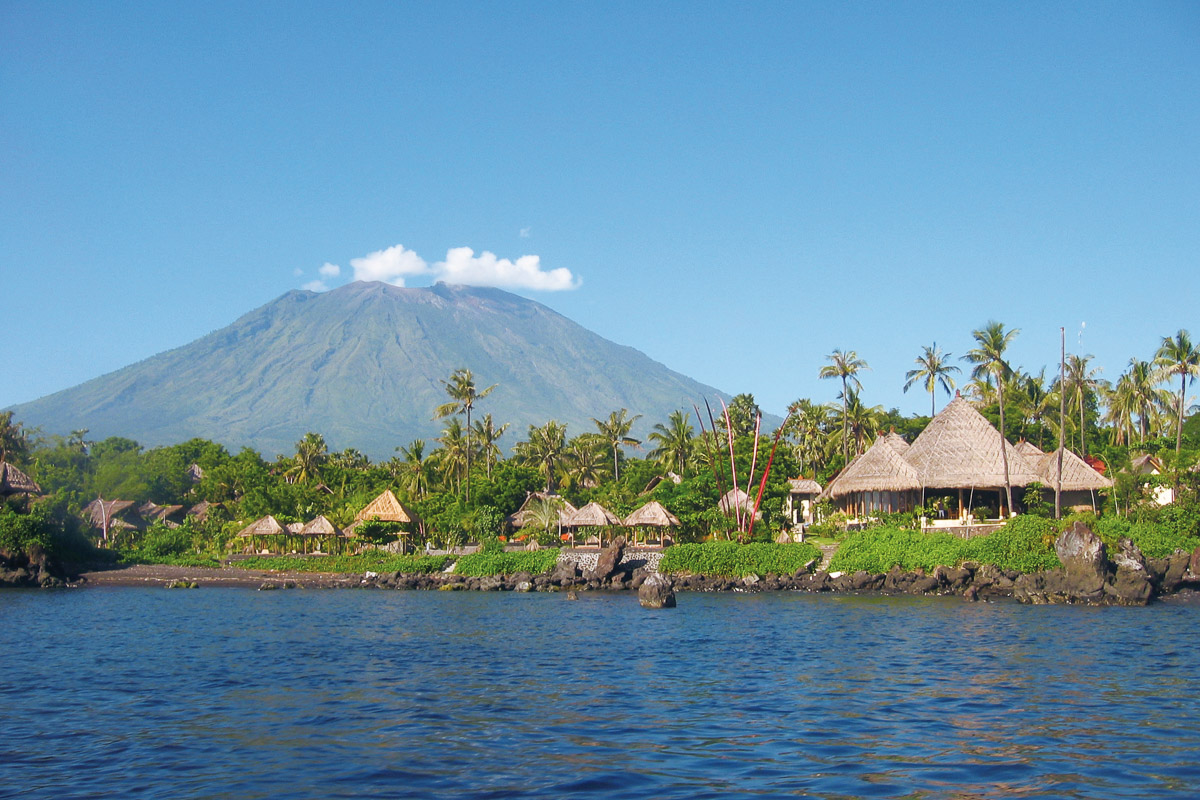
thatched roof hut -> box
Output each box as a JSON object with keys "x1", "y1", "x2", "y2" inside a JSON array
[
  {"x1": 83, "y1": 499, "x2": 137, "y2": 530},
  {"x1": 285, "y1": 522, "x2": 305, "y2": 535},
  {"x1": 717, "y1": 488, "x2": 760, "y2": 519},
  {"x1": 186, "y1": 500, "x2": 221, "y2": 524},
  {"x1": 138, "y1": 502, "x2": 185, "y2": 524},
  {"x1": 903, "y1": 397, "x2": 1042, "y2": 489},
  {"x1": 508, "y1": 492, "x2": 577, "y2": 528},
  {"x1": 300, "y1": 515, "x2": 345, "y2": 537},
  {"x1": 624, "y1": 501, "x2": 681, "y2": 528},
  {"x1": 564, "y1": 501, "x2": 623, "y2": 528},
  {"x1": 879, "y1": 431, "x2": 910, "y2": 455},
  {"x1": 238, "y1": 515, "x2": 285, "y2": 537},
  {"x1": 0, "y1": 461, "x2": 41, "y2": 496},
  {"x1": 823, "y1": 436, "x2": 922, "y2": 500},
  {"x1": 1014, "y1": 441, "x2": 1045, "y2": 459},
  {"x1": 788, "y1": 478, "x2": 823, "y2": 496},
  {"x1": 1035, "y1": 448, "x2": 1114, "y2": 491},
  {"x1": 353, "y1": 490, "x2": 420, "y2": 525}
]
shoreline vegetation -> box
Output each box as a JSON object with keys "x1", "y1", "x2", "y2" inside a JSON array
[{"x1": 2, "y1": 326, "x2": 1199, "y2": 606}]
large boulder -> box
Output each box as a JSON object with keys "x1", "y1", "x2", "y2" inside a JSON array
[
  {"x1": 638, "y1": 573, "x2": 676, "y2": 608},
  {"x1": 590, "y1": 536, "x2": 627, "y2": 581},
  {"x1": 1055, "y1": 521, "x2": 1109, "y2": 593},
  {"x1": 550, "y1": 559, "x2": 581, "y2": 586},
  {"x1": 1016, "y1": 522, "x2": 1154, "y2": 606}
]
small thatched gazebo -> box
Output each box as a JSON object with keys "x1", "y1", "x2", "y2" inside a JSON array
[
  {"x1": 564, "y1": 501, "x2": 623, "y2": 548},
  {"x1": 186, "y1": 500, "x2": 222, "y2": 524},
  {"x1": 0, "y1": 461, "x2": 41, "y2": 497},
  {"x1": 1034, "y1": 448, "x2": 1114, "y2": 512},
  {"x1": 508, "y1": 492, "x2": 577, "y2": 532},
  {"x1": 138, "y1": 502, "x2": 185, "y2": 527},
  {"x1": 717, "y1": 488, "x2": 761, "y2": 520},
  {"x1": 349, "y1": 490, "x2": 422, "y2": 551},
  {"x1": 299, "y1": 515, "x2": 347, "y2": 554},
  {"x1": 786, "y1": 478, "x2": 823, "y2": 528},
  {"x1": 623, "y1": 501, "x2": 680, "y2": 547},
  {"x1": 237, "y1": 515, "x2": 286, "y2": 553},
  {"x1": 84, "y1": 498, "x2": 139, "y2": 544}
]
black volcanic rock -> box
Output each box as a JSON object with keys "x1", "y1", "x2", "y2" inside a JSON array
[{"x1": 8, "y1": 282, "x2": 733, "y2": 459}]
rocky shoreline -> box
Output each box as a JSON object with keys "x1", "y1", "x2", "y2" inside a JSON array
[{"x1": 10, "y1": 523, "x2": 1199, "y2": 607}]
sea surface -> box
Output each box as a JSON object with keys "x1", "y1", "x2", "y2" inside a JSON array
[{"x1": 2, "y1": 588, "x2": 1199, "y2": 799}]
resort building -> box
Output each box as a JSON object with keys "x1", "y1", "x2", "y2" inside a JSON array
[{"x1": 822, "y1": 396, "x2": 1112, "y2": 522}]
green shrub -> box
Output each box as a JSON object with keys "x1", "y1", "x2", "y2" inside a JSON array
[
  {"x1": 829, "y1": 527, "x2": 968, "y2": 574},
  {"x1": 453, "y1": 550, "x2": 560, "y2": 577},
  {"x1": 235, "y1": 553, "x2": 450, "y2": 574},
  {"x1": 659, "y1": 542, "x2": 822, "y2": 578},
  {"x1": 119, "y1": 552, "x2": 220, "y2": 568},
  {"x1": 965, "y1": 515, "x2": 1060, "y2": 573}
]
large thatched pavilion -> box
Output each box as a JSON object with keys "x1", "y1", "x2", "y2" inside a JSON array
[{"x1": 823, "y1": 395, "x2": 1111, "y2": 521}]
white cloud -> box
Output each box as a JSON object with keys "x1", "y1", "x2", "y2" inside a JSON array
[
  {"x1": 432, "y1": 246, "x2": 580, "y2": 291},
  {"x1": 293, "y1": 267, "x2": 304, "y2": 277},
  {"x1": 349, "y1": 244, "x2": 429, "y2": 286},
  {"x1": 519, "y1": 227, "x2": 531, "y2": 238},
  {"x1": 319, "y1": 262, "x2": 341, "y2": 278},
  {"x1": 302, "y1": 279, "x2": 330, "y2": 292}
]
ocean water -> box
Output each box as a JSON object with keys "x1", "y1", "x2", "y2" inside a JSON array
[{"x1": 2, "y1": 588, "x2": 1198, "y2": 799}]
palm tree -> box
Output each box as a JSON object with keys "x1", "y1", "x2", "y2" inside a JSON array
[
  {"x1": 436, "y1": 418, "x2": 469, "y2": 495},
  {"x1": 785, "y1": 399, "x2": 830, "y2": 476},
  {"x1": 396, "y1": 439, "x2": 431, "y2": 499},
  {"x1": 0, "y1": 411, "x2": 28, "y2": 464},
  {"x1": 819, "y1": 349, "x2": 869, "y2": 467},
  {"x1": 515, "y1": 420, "x2": 568, "y2": 492},
  {"x1": 1061, "y1": 353, "x2": 1106, "y2": 455},
  {"x1": 565, "y1": 435, "x2": 608, "y2": 489},
  {"x1": 591, "y1": 409, "x2": 642, "y2": 482},
  {"x1": 1103, "y1": 375, "x2": 1138, "y2": 447},
  {"x1": 832, "y1": 390, "x2": 883, "y2": 457},
  {"x1": 1154, "y1": 330, "x2": 1200, "y2": 455},
  {"x1": 433, "y1": 368, "x2": 497, "y2": 502},
  {"x1": 471, "y1": 414, "x2": 509, "y2": 479},
  {"x1": 287, "y1": 432, "x2": 327, "y2": 484},
  {"x1": 647, "y1": 410, "x2": 694, "y2": 477},
  {"x1": 963, "y1": 321, "x2": 1019, "y2": 516},
  {"x1": 903, "y1": 343, "x2": 960, "y2": 417}
]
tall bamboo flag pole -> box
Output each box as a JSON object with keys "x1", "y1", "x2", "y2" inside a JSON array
[{"x1": 1056, "y1": 326, "x2": 1065, "y2": 520}]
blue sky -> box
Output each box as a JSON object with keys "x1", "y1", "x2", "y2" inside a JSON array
[{"x1": 3, "y1": 1, "x2": 1198, "y2": 423}]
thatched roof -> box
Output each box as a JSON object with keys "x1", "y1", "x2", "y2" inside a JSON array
[
  {"x1": 238, "y1": 515, "x2": 285, "y2": 537},
  {"x1": 138, "y1": 502, "x2": 184, "y2": 523},
  {"x1": 717, "y1": 488, "x2": 761, "y2": 520},
  {"x1": 564, "y1": 501, "x2": 623, "y2": 527},
  {"x1": 823, "y1": 436, "x2": 923, "y2": 499},
  {"x1": 187, "y1": 463, "x2": 204, "y2": 483},
  {"x1": 624, "y1": 501, "x2": 681, "y2": 528},
  {"x1": 0, "y1": 461, "x2": 41, "y2": 496},
  {"x1": 788, "y1": 478, "x2": 822, "y2": 495},
  {"x1": 509, "y1": 492, "x2": 577, "y2": 527},
  {"x1": 1128, "y1": 454, "x2": 1163, "y2": 475},
  {"x1": 285, "y1": 522, "x2": 305, "y2": 534},
  {"x1": 186, "y1": 500, "x2": 221, "y2": 523},
  {"x1": 300, "y1": 515, "x2": 345, "y2": 537},
  {"x1": 1014, "y1": 441, "x2": 1045, "y2": 459},
  {"x1": 902, "y1": 397, "x2": 1043, "y2": 489},
  {"x1": 880, "y1": 431, "x2": 910, "y2": 454},
  {"x1": 354, "y1": 490, "x2": 420, "y2": 524},
  {"x1": 84, "y1": 499, "x2": 136, "y2": 529},
  {"x1": 1036, "y1": 448, "x2": 1114, "y2": 491}
]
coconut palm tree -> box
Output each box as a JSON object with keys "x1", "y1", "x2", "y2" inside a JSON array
[
  {"x1": 1154, "y1": 330, "x2": 1200, "y2": 455},
  {"x1": 963, "y1": 321, "x2": 1019, "y2": 516},
  {"x1": 1015, "y1": 368, "x2": 1057, "y2": 449},
  {"x1": 591, "y1": 409, "x2": 642, "y2": 482},
  {"x1": 471, "y1": 414, "x2": 509, "y2": 479},
  {"x1": 647, "y1": 410, "x2": 694, "y2": 477},
  {"x1": 433, "y1": 368, "x2": 497, "y2": 502},
  {"x1": 516, "y1": 420, "x2": 568, "y2": 492},
  {"x1": 436, "y1": 418, "x2": 469, "y2": 495},
  {"x1": 287, "y1": 432, "x2": 327, "y2": 484},
  {"x1": 396, "y1": 439, "x2": 431, "y2": 499},
  {"x1": 565, "y1": 435, "x2": 608, "y2": 489},
  {"x1": 819, "y1": 349, "x2": 869, "y2": 467},
  {"x1": 831, "y1": 390, "x2": 884, "y2": 458},
  {"x1": 1060, "y1": 354, "x2": 1107, "y2": 455},
  {"x1": 0, "y1": 411, "x2": 28, "y2": 464},
  {"x1": 785, "y1": 399, "x2": 830, "y2": 476},
  {"x1": 903, "y1": 343, "x2": 960, "y2": 417}
]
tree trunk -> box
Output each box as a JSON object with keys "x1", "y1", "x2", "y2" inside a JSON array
[
  {"x1": 1178, "y1": 373, "x2": 1187, "y2": 455},
  {"x1": 997, "y1": 368, "x2": 1013, "y2": 516}
]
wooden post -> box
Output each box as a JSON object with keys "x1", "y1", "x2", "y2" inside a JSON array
[{"x1": 1056, "y1": 327, "x2": 1065, "y2": 520}]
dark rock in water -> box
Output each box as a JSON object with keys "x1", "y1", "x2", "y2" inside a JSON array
[
  {"x1": 1056, "y1": 521, "x2": 1110, "y2": 590},
  {"x1": 1112, "y1": 537, "x2": 1148, "y2": 574},
  {"x1": 1189, "y1": 545, "x2": 1200, "y2": 580},
  {"x1": 908, "y1": 575, "x2": 940, "y2": 594},
  {"x1": 549, "y1": 559, "x2": 579, "y2": 585},
  {"x1": 590, "y1": 536, "x2": 626, "y2": 581},
  {"x1": 963, "y1": 585, "x2": 979, "y2": 602},
  {"x1": 1164, "y1": 552, "x2": 1190, "y2": 592},
  {"x1": 514, "y1": 580, "x2": 533, "y2": 593},
  {"x1": 1016, "y1": 522, "x2": 1154, "y2": 606},
  {"x1": 638, "y1": 573, "x2": 676, "y2": 608},
  {"x1": 478, "y1": 576, "x2": 503, "y2": 592},
  {"x1": 1109, "y1": 567, "x2": 1154, "y2": 606}
]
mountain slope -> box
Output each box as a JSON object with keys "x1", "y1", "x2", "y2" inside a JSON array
[{"x1": 11, "y1": 282, "x2": 734, "y2": 459}]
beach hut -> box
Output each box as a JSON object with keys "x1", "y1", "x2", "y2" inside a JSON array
[
  {"x1": 83, "y1": 498, "x2": 139, "y2": 545},
  {"x1": 237, "y1": 515, "x2": 286, "y2": 554},
  {"x1": 786, "y1": 478, "x2": 823, "y2": 528},
  {"x1": 564, "y1": 501, "x2": 623, "y2": 548},
  {"x1": 623, "y1": 500, "x2": 680, "y2": 547},
  {"x1": 717, "y1": 488, "x2": 761, "y2": 520},
  {"x1": 185, "y1": 500, "x2": 222, "y2": 524},
  {"x1": 138, "y1": 502, "x2": 185, "y2": 527},
  {"x1": 349, "y1": 490, "x2": 421, "y2": 551},
  {"x1": 299, "y1": 515, "x2": 345, "y2": 554},
  {"x1": 821, "y1": 435, "x2": 923, "y2": 517},
  {"x1": 0, "y1": 461, "x2": 41, "y2": 498},
  {"x1": 1034, "y1": 448, "x2": 1114, "y2": 513}
]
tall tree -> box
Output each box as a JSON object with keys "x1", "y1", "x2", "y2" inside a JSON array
[
  {"x1": 0, "y1": 411, "x2": 29, "y2": 464},
  {"x1": 433, "y1": 368, "x2": 497, "y2": 502},
  {"x1": 565, "y1": 435, "x2": 607, "y2": 490},
  {"x1": 903, "y1": 343, "x2": 961, "y2": 417},
  {"x1": 785, "y1": 399, "x2": 830, "y2": 476},
  {"x1": 471, "y1": 414, "x2": 509, "y2": 479},
  {"x1": 515, "y1": 420, "x2": 568, "y2": 492},
  {"x1": 819, "y1": 349, "x2": 869, "y2": 468},
  {"x1": 1061, "y1": 353, "x2": 1106, "y2": 455},
  {"x1": 1154, "y1": 330, "x2": 1200, "y2": 455},
  {"x1": 436, "y1": 418, "x2": 469, "y2": 495},
  {"x1": 647, "y1": 410, "x2": 694, "y2": 477},
  {"x1": 591, "y1": 409, "x2": 642, "y2": 482},
  {"x1": 963, "y1": 321, "x2": 1019, "y2": 516},
  {"x1": 286, "y1": 432, "x2": 327, "y2": 484},
  {"x1": 396, "y1": 440, "x2": 431, "y2": 499}
]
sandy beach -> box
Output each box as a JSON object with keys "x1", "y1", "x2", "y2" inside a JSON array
[{"x1": 77, "y1": 563, "x2": 362, "y2": 589}]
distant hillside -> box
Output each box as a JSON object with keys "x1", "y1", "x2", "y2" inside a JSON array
[{"x1": 10, "y1": 281, "x2": 738, "y2": 459}]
